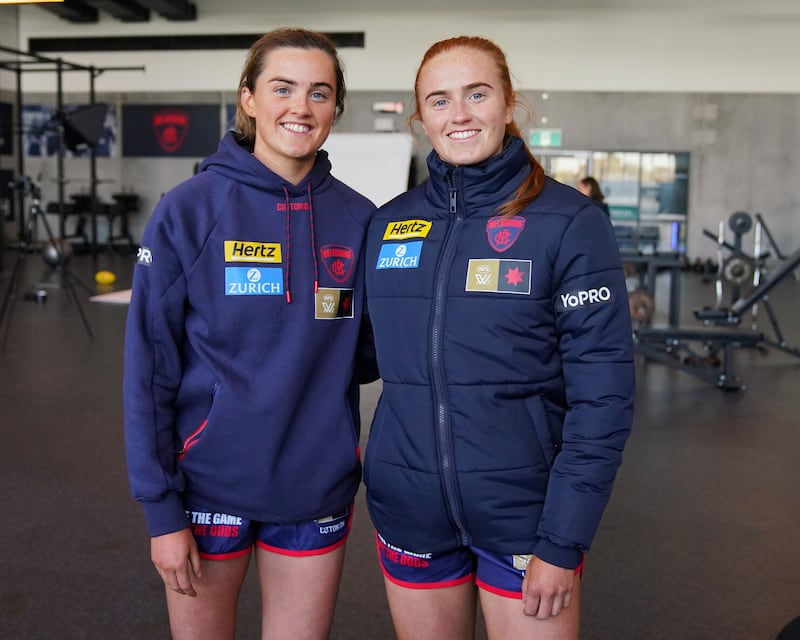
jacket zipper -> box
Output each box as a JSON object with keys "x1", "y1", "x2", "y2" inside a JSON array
[{"x1": 430, "y1": 169, "x2": 470, "y2": 545}]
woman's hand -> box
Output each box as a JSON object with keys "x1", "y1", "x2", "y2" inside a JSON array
[
  {"x1": 521, "y1": 555, "x2": 576, "y2": 619},
  {"x1": 150, "y1": 528, "x2": 202, "y2": 597}
]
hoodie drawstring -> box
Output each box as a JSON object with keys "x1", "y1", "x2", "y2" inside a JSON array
[
  {"x1": 307, "y1": 182, "x2": 320, "y2": 296},
  {"x1": 281, "y1": 183, "x2": 319, "y2": 304},
  {"x1": 282, "y1": 186, "x2": 292, "y2": 303}
]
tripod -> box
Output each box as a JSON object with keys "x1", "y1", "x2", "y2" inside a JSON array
[{"x1": 0, "y1": 176, "x2": 93, "y2": 347}]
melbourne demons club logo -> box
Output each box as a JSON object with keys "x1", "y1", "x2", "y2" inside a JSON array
[
  {"x1": 152, "y1": 108, "x2": 189, "y2": 153},
  {"x1": 320, "y1": 244, "x2": 355, "y2": 283},
  {"x1": 486, "y1": 216, "x2": 525, "y2": 252}
]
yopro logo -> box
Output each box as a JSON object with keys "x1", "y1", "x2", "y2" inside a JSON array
[
  {"x1": 556, "y1": 286, "x2": 612, "y2": 311},
  {"x1": 137, "y1": 246, "x2": 153, "y2": 266}
]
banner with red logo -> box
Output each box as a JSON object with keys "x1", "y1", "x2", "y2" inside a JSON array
[{"x1": 122, "y1": 104, "x2": 221, "y2": 157}]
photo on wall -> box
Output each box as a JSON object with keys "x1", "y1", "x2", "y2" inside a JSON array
[{"x1": 21, "y1": 104, "x2": 117, "y2": 158}]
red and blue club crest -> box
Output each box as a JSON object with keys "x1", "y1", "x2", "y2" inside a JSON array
[
  {"x1": 486, "y1": 216, "x2": 525, "y2": 253},
  {"x1": 320, "y1": 244, "x2": 355, "y2": 283}
]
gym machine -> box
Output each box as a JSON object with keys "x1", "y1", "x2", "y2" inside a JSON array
[
  {"x1": 622, "y1": 250, "x2": 685, "y2": 327},
  {"x1": 635, "y1": 211, "x2": 800, "y2": 391}
]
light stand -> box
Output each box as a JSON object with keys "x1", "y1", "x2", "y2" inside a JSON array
[{"x1": 0, "y1": 176, "x2": 93, "y2": 349}]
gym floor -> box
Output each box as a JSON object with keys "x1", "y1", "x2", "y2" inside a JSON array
[{"x1": 0, "y1": 248, "x2": 798, "y2": 639}]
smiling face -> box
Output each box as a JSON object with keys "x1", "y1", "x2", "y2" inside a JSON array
[
  {"x1": 416, "y1": 46, "x2": 514, "y2": 167},
  {"x1": 240, "y1": 47, "x2": 337, "y2": 184}
]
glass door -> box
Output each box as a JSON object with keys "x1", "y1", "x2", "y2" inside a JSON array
[{"x1": 535, "y1": 150, "x2": 590, "y2": 188}]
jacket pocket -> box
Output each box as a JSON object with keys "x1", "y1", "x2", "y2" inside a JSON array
[
  {"x1": 524, "y1": 394, "x2": 560, "y2": 468},
  {"x1": 176, "y1": 384, "x2": 218, "y2": 461}
]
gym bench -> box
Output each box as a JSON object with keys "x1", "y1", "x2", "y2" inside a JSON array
[
  {"x1": 635, "y1": 246, "x2": 800, "y2": 391},
  {"x1": 635, "y1": 326, "x2": 764, "y2": 391}
]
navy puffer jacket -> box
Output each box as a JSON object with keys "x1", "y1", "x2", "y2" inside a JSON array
[{"x1": 363, "y1": 136, "x2": 635, "y2": 570}]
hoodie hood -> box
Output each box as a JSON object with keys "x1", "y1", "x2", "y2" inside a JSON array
[
  {"x1": 199, "y1": 130, "x2": 334, "y2": 198},
  {"x1": 199, "y1": 131, "x2": 334, "y2": 301}
]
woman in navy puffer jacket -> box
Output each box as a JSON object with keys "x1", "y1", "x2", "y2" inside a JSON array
[{"x1": 363, "y1": 35, "x2": 635, "y2": 640}]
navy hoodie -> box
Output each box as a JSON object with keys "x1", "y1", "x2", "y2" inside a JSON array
[
  {"x1": 124, "y1": 131, "x2": 376, "y2": 537},
  {"x1": 364, "y1": 137, "x2": 635, "y2": 570}
]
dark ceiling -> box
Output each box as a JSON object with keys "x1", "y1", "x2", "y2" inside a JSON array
[{"x1": 39, "y1": 0, "x2": 197, "y2": 23}]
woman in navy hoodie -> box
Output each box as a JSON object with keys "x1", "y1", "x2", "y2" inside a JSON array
[
  {"x1": 123, "y1": 28, "x2": 375, "y2": 639},
  {"x1": 364, "y1": 36, "x2": 635, "y2": 639}
]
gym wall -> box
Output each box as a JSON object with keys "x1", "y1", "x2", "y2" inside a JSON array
[{"x1": 2, "y1": 2, "x2": 799, "y2": 261}]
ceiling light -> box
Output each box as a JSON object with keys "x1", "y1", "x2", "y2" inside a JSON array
[{"x1": 0, "y1": 1, "x2": 65, "y2": 5}]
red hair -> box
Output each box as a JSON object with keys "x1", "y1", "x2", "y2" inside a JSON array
[{"x1": 408, "y1": 36, "x2": 545, "y2": 217}]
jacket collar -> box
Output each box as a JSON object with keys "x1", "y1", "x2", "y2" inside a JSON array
[{"x1": 424, "y1": 136, "x2": 531, "y2": 217}]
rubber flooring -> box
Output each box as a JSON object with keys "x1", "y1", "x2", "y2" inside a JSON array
[{"x1": 0, "y1": 249, "x2": 799, "y2": 639}]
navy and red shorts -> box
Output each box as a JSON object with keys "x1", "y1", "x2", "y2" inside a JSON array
[
  {"x1": 183, "y1": 502, "x2": 352, "y2": 560},
  {"x1": 376, "y1": 532, "x2": 583, "y2": 599}
]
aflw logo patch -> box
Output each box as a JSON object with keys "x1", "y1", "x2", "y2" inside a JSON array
[
  {"x1": 315, "y1": 288, "x2": 354, "y2": 319},
  {"x1": 224, "y1": 241, "x2": 281, "y2": 263},
  {"x1": 465, "y1": 259, "x2": 531, "y2": 295}
]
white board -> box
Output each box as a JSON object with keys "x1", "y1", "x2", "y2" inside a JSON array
[{"x1": 323, "y1": 132, "x2": 414, "y2": 207}]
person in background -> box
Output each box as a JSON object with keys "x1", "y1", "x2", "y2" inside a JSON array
[
  {"x1": 577, "y1": 175, "x2": 610, "y2": 216},
  {"x1": 123, "y1": 28, "x2": 376, "y2": 640},
  {"x1": 363, "y1": 36, "x2": 635, "y2": 639}
]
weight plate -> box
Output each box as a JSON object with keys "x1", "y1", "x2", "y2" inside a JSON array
[
  {"x1": 722, "y1": 254, "x2": 754, "y2": 285},
  {"x1": 628, "y1": 289, "x2": 655, "y2": 322},
  {"x1": 728, "y1": 211, "x2": 752, "y2": 235}
]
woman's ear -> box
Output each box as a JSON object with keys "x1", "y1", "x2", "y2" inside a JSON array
[{"x1": 241, "y1": 87, "x2": 256, "y2": 118}]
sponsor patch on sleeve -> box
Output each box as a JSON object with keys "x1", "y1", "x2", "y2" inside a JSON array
[
  {"x1": 225, "y1": 267, "x2": 283, "y2": 296},
  {"x1": 315, "y1": 288, "x2": 354, "y2": 319},
  {"x1": 382, "y1": 219, "x2": 432, "y2": 240},
  {"x1": 465, "y1": 259, "x2": 531, "y2": 295},
  {"x1": 137, "y1": 246, "x2": 153, "y2": 266},
  {"x1": 376, "y1": 241, "x2": 423, "y2": 270},
  {"x1": 555, "y1": 286, "x2": 614, "y2": 311}
]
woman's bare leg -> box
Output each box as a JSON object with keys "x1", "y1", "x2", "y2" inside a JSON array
[
  {"x1": 165, "y1": 552, "x2": 252, "y2": 640},
  {"x1": 384, "y1": 577, "x2": 477, "y2": 640},
  {"x1": 479, "y1": 579, "x2": 580, "y2": 640},
  {"x1": 254, "y1": 543, "x2": 346, "y2": 640}
]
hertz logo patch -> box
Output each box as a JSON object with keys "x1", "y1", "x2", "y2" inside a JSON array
[
  {"x1": 224, "y1": 241, "x2": 282, "y2": 263},
  {"x1": 382, "y1": 219, "x2": 432, "y2": 241}
]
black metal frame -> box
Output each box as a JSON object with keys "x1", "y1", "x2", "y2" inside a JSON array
[
  {"x1": 0, "y1": 44, "x2": 143, "y2": 261},
  {"x1": 635, "y1": 248, "x2": 800, "y2": 391},
  {"x1": 0, "y1": 175, "x2": 94, "y2": 344}
]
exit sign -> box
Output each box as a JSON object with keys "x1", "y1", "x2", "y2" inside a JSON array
[{"x1": 529, "y1": 128, "x2": 563, "y2": 148}]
